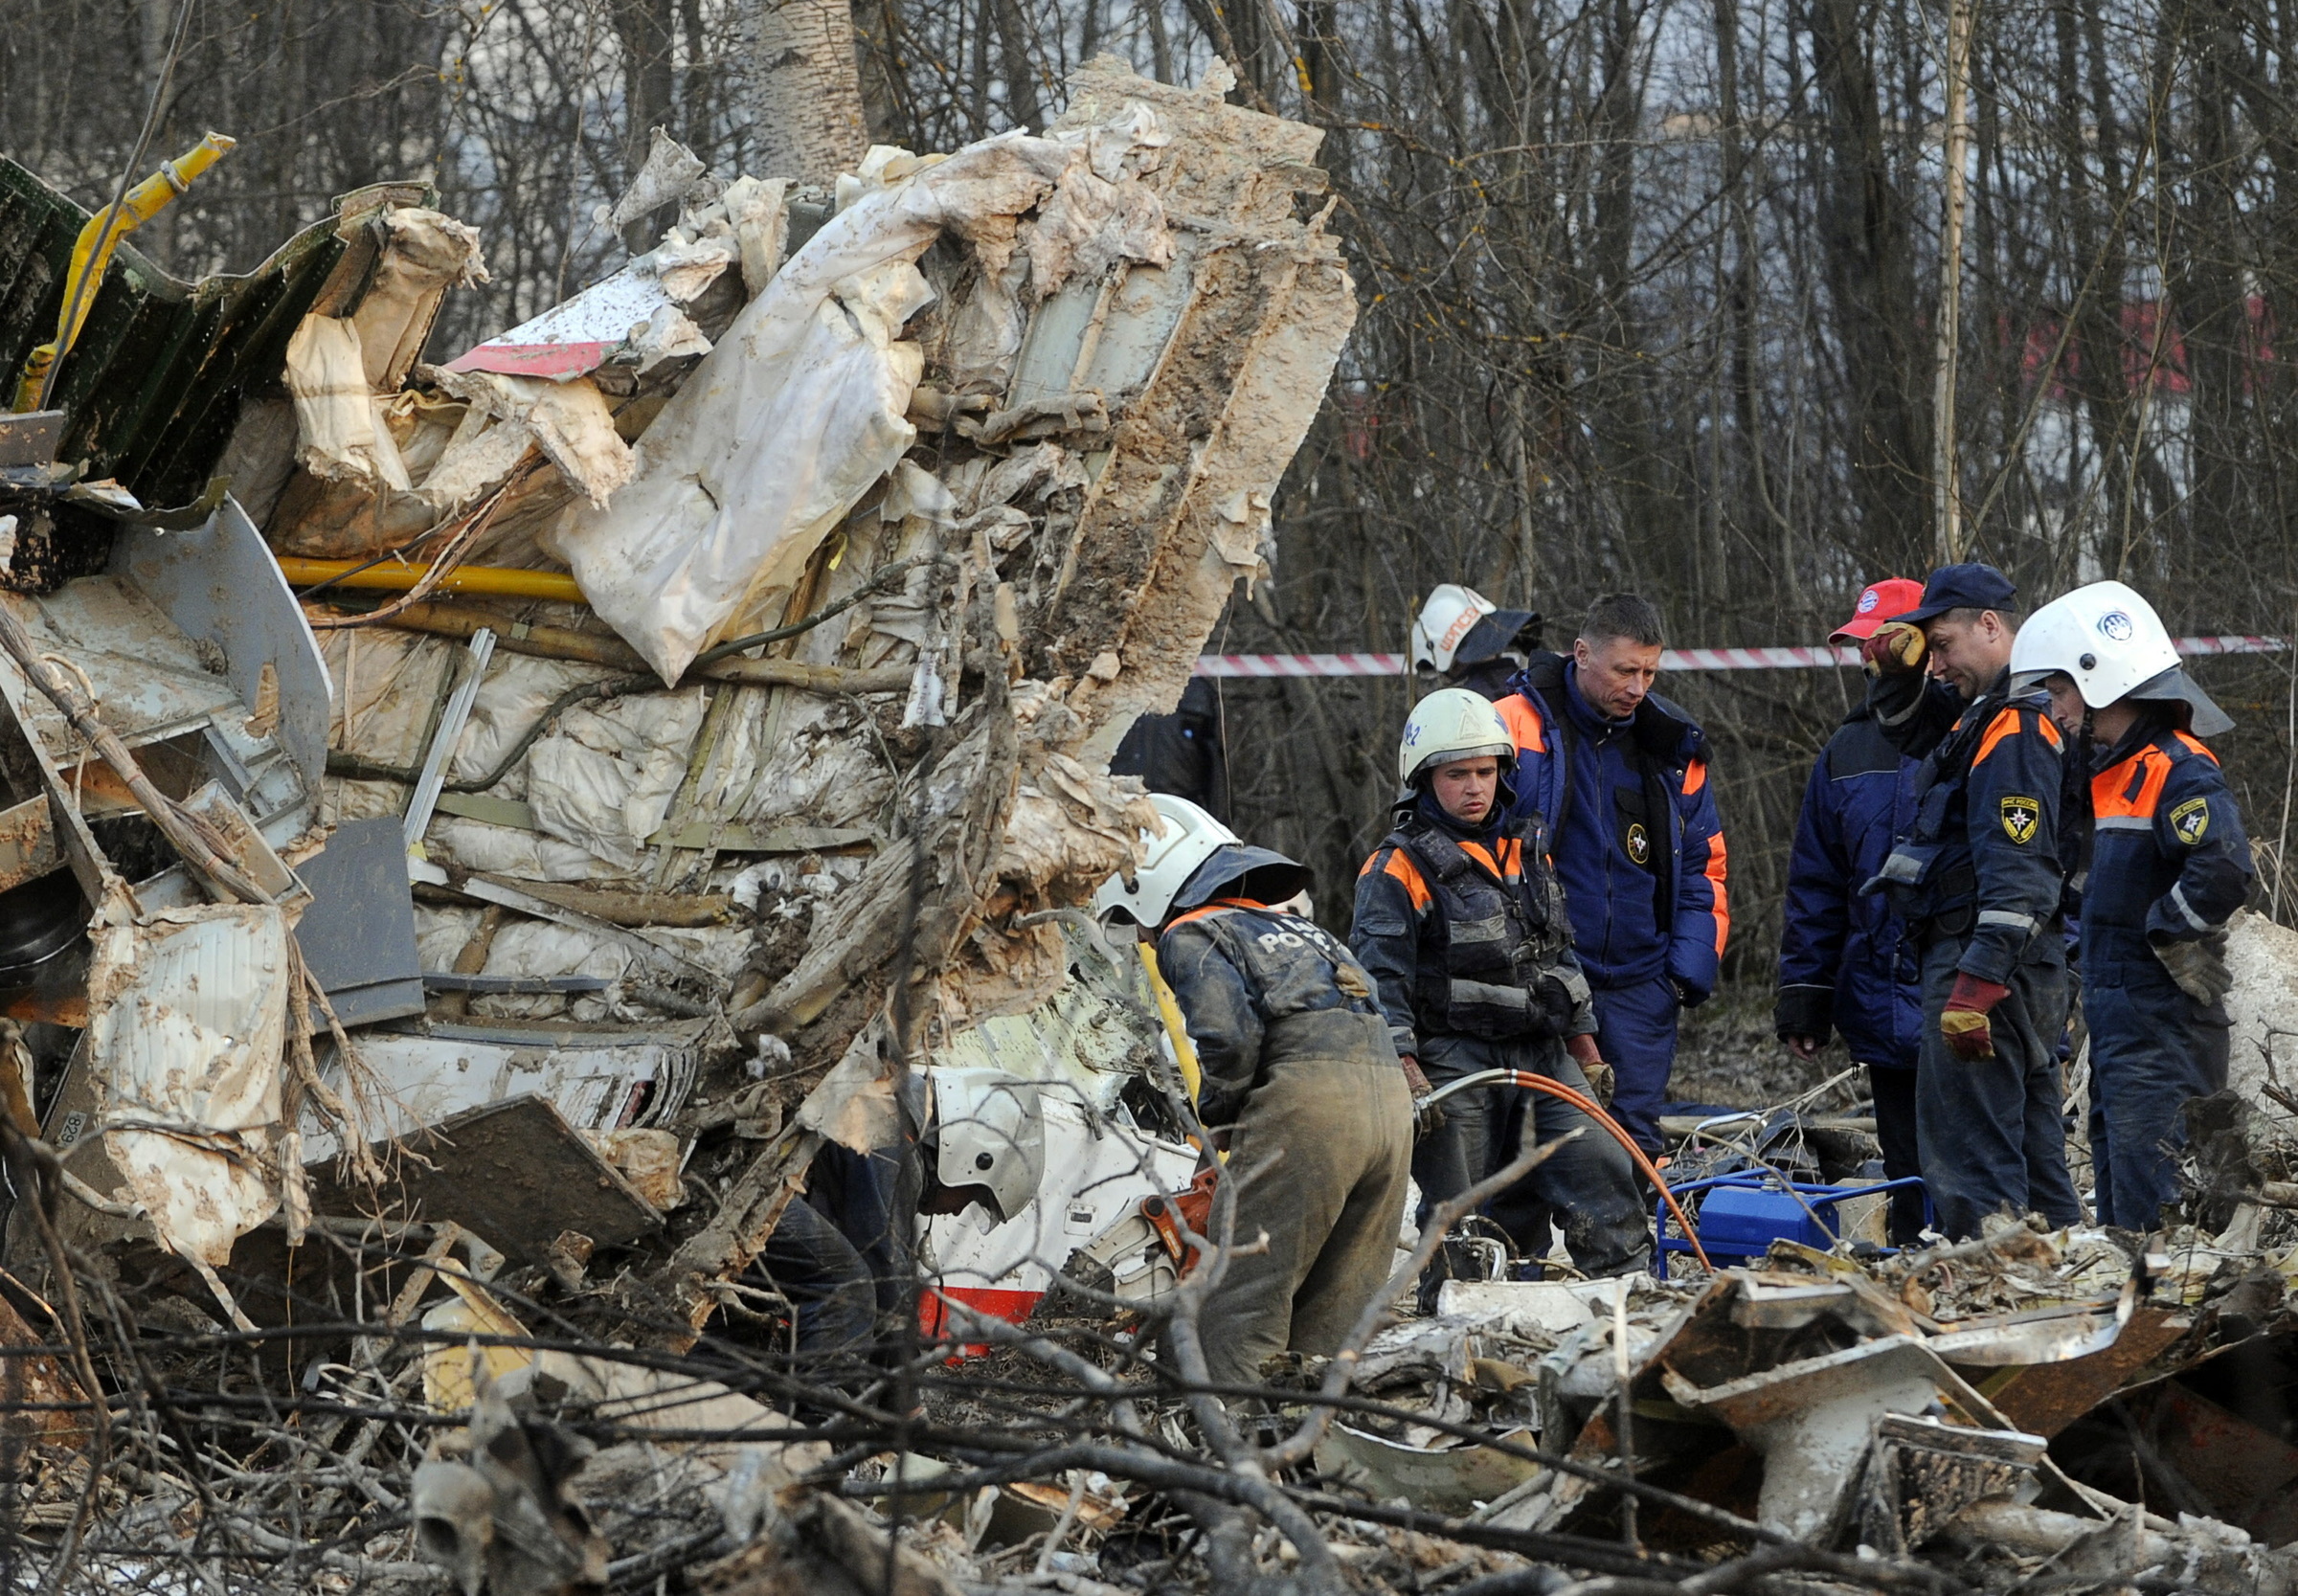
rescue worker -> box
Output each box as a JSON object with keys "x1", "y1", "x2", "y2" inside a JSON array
[
  {"x1": 1494, "y1": 594, "x2": 1729, "y2": 1156},
  {"x1": 1352, "y1": 689, "x2": 1653, "y2": 1281},
  {"x1": 1095, "y1": 796, "x2": 1412, "y2": 1386},
  {"x1": 1411, "y1": 585, "x2": 1543, "y2": 700},
  {"x1": 1109, "y1": 676, "x2": 1230, "y2": 820},
  {"x1": 1861, "y1": 563, "x2": 2084, "y2": 1240},
  {"x1": 1776, "y1": 578, "x2": 1928, "y2": 1243},
  {"x1": 2009, "y1": 581, "x2": 2252, "y2": 1231}
]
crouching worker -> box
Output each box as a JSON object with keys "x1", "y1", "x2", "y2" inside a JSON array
[
  {"x1": 1095, "y1": 795, "x2": 1413, "y2": 1386},
  {"x1": 1352, "y1": 689, "x2": 1652, "y2": 1287},
  {"x1": 2010, "y1": 582, "x2": 2254, "y2": 1230}
]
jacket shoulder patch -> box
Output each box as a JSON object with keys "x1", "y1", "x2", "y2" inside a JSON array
[
  {"x1": 1999, "y1": 795, "x2": 2040, "y2": 844},
  {"x1": 2171, "y1": 796, "x2": 2211, "y2": 844}
]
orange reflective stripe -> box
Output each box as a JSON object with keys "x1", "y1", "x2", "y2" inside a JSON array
[
  {"x1": 1973, "y1": 705, "x2": 2057, "y2": 767},
  {"x1": 1497, "y1": 692, "x2": 1546, "y2": 754},
  {"x1": 1683, "y1": 756, "x2": 1708, "y2": 797},
  {"x1": 2093, "y1": 747, "x2": 2173, "y2": 820},
  {"x1": 1375, "y1": 850, "x2": 1432, "y2": 911},
  {"x1": 2174, "y1": 730, "x2": 2219, "y2": 763},
  {"x1": 1163, "y1": 896, "x2": 1270, "y2": 931},
  {"x1": 1499, "y1": 836, "x2": 1523, "y2": 875},
  {"x1": 1702, "y1": 827, "x2": 1730, "y2": 955}
]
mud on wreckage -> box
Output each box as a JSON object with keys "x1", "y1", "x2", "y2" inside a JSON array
[{"x1": 1, "y1": 55, "x2": 2297, "y2": 1596}]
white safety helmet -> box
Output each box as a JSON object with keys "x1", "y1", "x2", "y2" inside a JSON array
[
  {"x1": 1399, "y1": 687, "x2": 1517, "y2": 786},
  {"x1": 1411, "y1": 585, "x2": 1499, "y2": 673},
  {"x1": 931, "y1": 1068, "x2": 1045, "y2": 1224},
  {"x1": 2011, "y1": 581, "x2": 2177, "y2": 708},
  {"x1": 1092, "y1": 794, "x2": 1239, "y2": 927},
  {"x1": 2011, "y1": 580, "x2": 2231, "y2": 734}
]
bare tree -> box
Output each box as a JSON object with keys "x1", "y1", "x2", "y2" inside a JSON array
[{"x1": 748, "y1": 0, "x2": 870, "y2": 184}]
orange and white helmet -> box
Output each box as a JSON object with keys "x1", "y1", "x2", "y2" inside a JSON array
[{"x1": 1411, "y1": 584, "x2": 1542, "y2": 675}]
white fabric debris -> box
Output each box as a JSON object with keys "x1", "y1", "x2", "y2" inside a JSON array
[
  {"x1": 544, "y1": 124, "x2": 1175, "y2": 684},
  {"x1": 471, "y1": 920, "x2": 748, "y2": 1022},
  {"x1": 424, "y1": 817, "x2": 615, "y2": 883},
  {"x1": 522, "y1": 687, "x2": 708, "y2": 870},
  {"x1": 286, "y1": 316, "x2": 413, "y2": 488},
  {"x1": 439, "y1": 654, "x2": 596, "y2": 790},
  {"x1": 972, "y1": 441, "x2": 1088, "y2": 509},
  {"x1": 643, "y1": 233, "x2": 737, "y2": 303},
  {"x1": 722, "y1": 175, "x2": 791, "y2": 296},
  {"x1": 413, "y1": 905, "x2": 484, "y2": 970},
  {"x1": 623, "y1": 305, "x2": 712, "y2": 371},
  {"x1": 2226, "y1": 909, "x2": 2298, "y2": 1111},
  {"x1": 603, "y1": 128, "x2": 711, "y2": 234},
  {"x1": 88, "y1": 904, "x2": 292, "y2": 1297},
  {"x1": 424, "y1": 366, "x2": 634, "y2": 509},
  {"x1": 281, "y1": 210, "x2": 487, "y2": 487},
  {"x1": 355, "y1": 208, "x2": 489, "y2": 390},
  {"x1": 1025, "y1": 124, "x2": 1174, "y2": 295}
]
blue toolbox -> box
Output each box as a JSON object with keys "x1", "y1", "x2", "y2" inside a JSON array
[{"x1": 1653, "y1": 1172, "x2": 1929, "y2": 1278}]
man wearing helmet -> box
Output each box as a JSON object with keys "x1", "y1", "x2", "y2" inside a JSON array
[
  {"x1": 1096, "y1": 797, "x2": 1413, "y2": 1385},
  {"x1": 1776, "y1": 578, "x2": 1929, "y2": 1244},
  {"x1": 1351, "y1": 688, "x2": 1652, "y2": 1285},
  {"x1": 2009, "y1": 582, "x2": 2253, "y2": 1230},
  {"x1": 1860, "y1": 563, "x2": 2083, "y2": 1239},
  {"x1": 1411, "y1": 584, "x2": 1543, "y2": 700},
  {"x1": 1490, "y1": 595, "x2": 1729, "y2": 1158}
]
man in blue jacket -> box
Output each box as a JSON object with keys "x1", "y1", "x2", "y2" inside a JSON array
[
  {"x1": 1861, "y1": 563, "x2": 2083, "y2": 1240},
  {"x1": 1776, "y1": 578, "x2": 1927, "y2": 1242},
  {"x1": 1495, "y1": 595, "x2": 1728, "y2": 1155}
]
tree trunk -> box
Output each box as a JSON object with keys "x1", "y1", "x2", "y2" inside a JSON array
[
  {"x1": 748, "y1": 0, "x2": 869, "y2": 188},
  {"x1": 1803, "y1": 0, "x2": 1931, "y2": 574}
]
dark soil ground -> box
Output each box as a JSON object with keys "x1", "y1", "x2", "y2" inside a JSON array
[{"x1": 1667, "y1": 980, "x2": 1874, "y2": 1116}]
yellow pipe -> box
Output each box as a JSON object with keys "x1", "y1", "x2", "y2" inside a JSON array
[
  {"x1": 279, "y1": 557, "x2": 587, "y2": 604},
  {"x1": 1137, "y1": 942, "x2": 1204, "y2": 1106},
  {"x1": 13, "y1": 132, "x2": 237, "y2": 413}
]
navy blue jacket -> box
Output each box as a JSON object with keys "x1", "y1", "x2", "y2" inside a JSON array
[
  {"x1": 1496, "y1": 655, "x2": 1728, "y2": 997},
  {"x1": 1870, "y1": 668, "x2": 2068, "y2": 983},
  {"x1": 1775, "y1": 707, "x2": 1924, "y2": 1068},
  {"x1": 2079, "y1": 719, "x2": 2252, "y2": 970}
]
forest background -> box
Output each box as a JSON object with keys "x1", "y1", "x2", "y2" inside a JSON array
[{"x1": 9, "y1": 0, "x2": 2298, "y2": 1035}]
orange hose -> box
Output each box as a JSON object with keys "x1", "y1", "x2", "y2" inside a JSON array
[{"x1": 1506, "y1": 1070, "x2": 1714, "y2": 1271}]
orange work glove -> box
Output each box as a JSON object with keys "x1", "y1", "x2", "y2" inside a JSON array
[
  {"x1": 1860, "y1": 621, "x2": 1927, "y2": 677},
  {"x1": 1941, "y1": 973, "x2": 2011, "y2": 1060}
]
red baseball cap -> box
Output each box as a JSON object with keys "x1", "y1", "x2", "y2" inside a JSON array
[{"x1": 1830, "y1": 577, "x2": 1926, "y2": 643}]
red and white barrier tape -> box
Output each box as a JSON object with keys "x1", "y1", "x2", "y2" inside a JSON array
[{"x1": 1194, "y1": 636, "x2": 2287, "y2": 679}]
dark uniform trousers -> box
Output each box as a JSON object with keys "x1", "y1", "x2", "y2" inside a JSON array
[
  {"x1": 2079, "y1": 727, "x2": 2251, "y2": 1229},
  {"x1": 1914, "y1": 935, "x2": 2084, "y2": 1240},
  {"x1": 1410, "y1": 1036, "x2": 1651, "y2": 1275},
  {"x1": 1873, "y1": 675, "x2": 2081, "y2": 1241}
]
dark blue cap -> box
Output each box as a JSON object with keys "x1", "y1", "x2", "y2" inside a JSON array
[{"x1": 1902, "y1": 562, "x2": 2017, "y2": 625}]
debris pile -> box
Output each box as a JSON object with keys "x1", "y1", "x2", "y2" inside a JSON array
[{"x1": 2, "y1": 56, "x2": 2297, "y2": 1596}]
